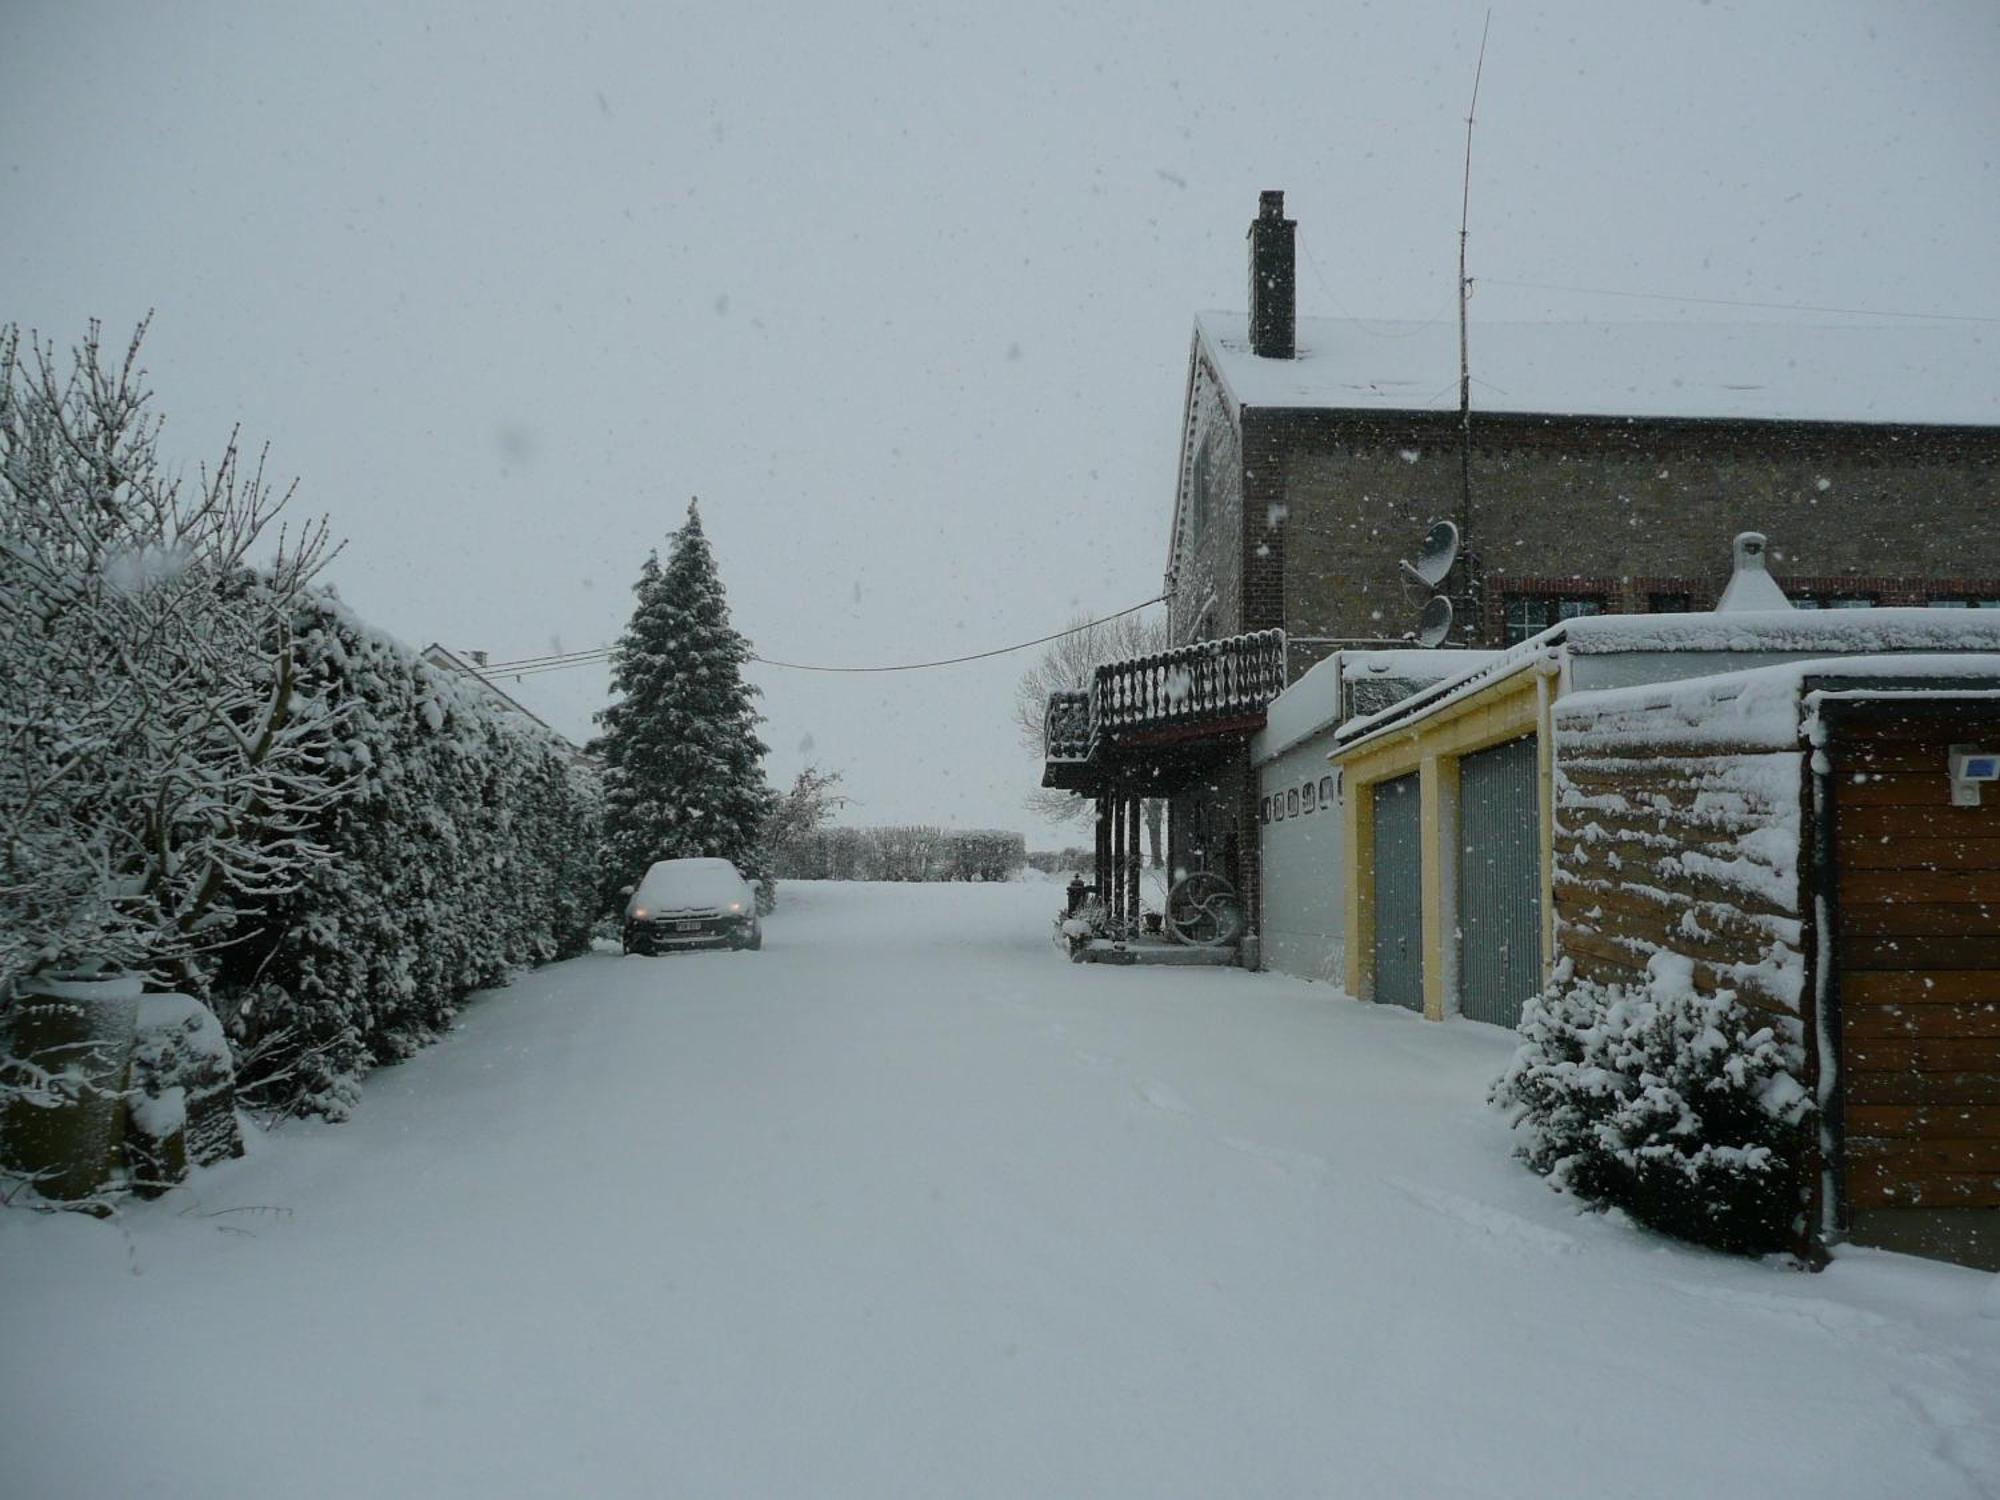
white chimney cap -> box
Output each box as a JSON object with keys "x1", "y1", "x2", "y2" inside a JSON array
[{"x1": 1715, "y1": 531, "x2": 1794, "y2": 612}]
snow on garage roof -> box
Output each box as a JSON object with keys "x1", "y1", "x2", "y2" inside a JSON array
[
  {"x1": 1554, "y1": 653, "x2": 2000, "y2": 752},
  {"x1": 1193, "y1": 312, "x2": 2000, "y2": 428},
  {"x1": 1256, "y1": 647, "x2": 1500, "y2": 761},
  {"x1": 1332, "y1": 609, "x2": 2000, "y2": 756},
  {"x1": 1559, "y1": 608, "x2": 2000, "y2": 655}
]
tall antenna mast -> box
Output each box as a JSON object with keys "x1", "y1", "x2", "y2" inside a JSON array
[{"x1": 1456, "y1": 9, "x2": 1491, "y2": 639}]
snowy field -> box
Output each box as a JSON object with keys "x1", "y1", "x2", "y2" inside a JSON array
[{"x1": 5, "y1": 880, "x2": 1998, "y2": 1499}]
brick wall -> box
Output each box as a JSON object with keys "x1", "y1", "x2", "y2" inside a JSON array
[{"x1": 1253, "y1": 409, "x2": 2000, "y2": 649}]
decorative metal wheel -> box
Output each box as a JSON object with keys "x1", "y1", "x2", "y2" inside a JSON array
[{"x1": 1166, "y1": 871, "x2": 1245, "y2": 947}]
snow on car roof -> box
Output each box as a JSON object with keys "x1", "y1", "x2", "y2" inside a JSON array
[{"x1": 1194, "y1": 312, "x2": 2000, "y2": 428}]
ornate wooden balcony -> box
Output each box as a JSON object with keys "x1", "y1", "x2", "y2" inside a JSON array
[{"x1": 1043, "y1": 629, "x2": 1286, "y2": 791}]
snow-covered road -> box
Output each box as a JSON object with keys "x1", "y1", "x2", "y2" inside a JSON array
[{"x1": 6, "y1": 880, "x2": 1999, "y2": 1498}]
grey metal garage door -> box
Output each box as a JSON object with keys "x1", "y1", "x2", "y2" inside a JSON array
[
  {"x1": 1458, "y1": 736, "x2": 1541, "y2": 1029},
  {"x1": 1371, "y1": 774, "x2": 1424, "y2": 1012}
]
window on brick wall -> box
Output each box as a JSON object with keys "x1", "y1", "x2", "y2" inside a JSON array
[
  {"x1": 1189, "y1": 435, "x2": 1211, "y2": 542},
  {"x1": 1929, "y1": 598, "x2": 2000, "y2": 609},
  {"x1": 1647, "y1": 591, "x2": 1694, "y2": 613},
  {"x1": 1792, "y1": 593, "x2": 1878, "y2": 609},
  {"x1": 1503, "y1": 593, "x2": 1605, "y2": 643}
]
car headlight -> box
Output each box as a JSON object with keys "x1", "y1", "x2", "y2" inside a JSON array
[
  {"x1": 728, "y1": 901, "x2": 743, "y2": 913},
  {"x1": 632, "y1": 907, "x2": 648, "y2": 919}
]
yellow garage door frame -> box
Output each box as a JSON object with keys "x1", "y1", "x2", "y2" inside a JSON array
[{"x1": 1334, "y1": 663, "x2": 1557, "y2": 1021}]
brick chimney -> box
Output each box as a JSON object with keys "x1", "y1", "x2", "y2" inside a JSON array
[{"x1": 1247, "y1": 190, "x2": 1296, "y2": 359}]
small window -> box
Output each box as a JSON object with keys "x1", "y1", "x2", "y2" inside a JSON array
[
  {"x1": 1260, "y1": 795, "x2": 1271, "y2": 824},
  {"x1": 1319, "y1": 774, "x2": 1336, "y2": 806},
  {"x1": 1189, "y1": 435, "x2": 1212, "y2": 541},
  {"x1": 1272, "y1": 794, "x2": 1284, "y2": 822},
  {"x1": 1647, "y1": 592, "x2": 1693, "y2": 613},
  {"x1": 1503, "y1": 593, "x2": 1605, "y2": 644},
  {"x1": 1286, "y1": 788, "x2": 1301, "y2": 817},
  {"x1": 1300, "y1": 781, "x2": 1316, "y2": 814},
  {"x1": 1793, "y1": 594, "x2": 1877, "y2": 610},
  {"x1": 1930, "y1": 598, "x2": 2000, "y2": 609}
]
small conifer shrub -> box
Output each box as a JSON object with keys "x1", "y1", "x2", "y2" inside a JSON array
[{"x1": 1492, "y1": 953, "x2": 1813, "y2": 1256}]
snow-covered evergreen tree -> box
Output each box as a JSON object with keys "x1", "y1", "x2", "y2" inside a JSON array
[{"x1": 591, "y1": 501, "x2": 768, "y2": 903}]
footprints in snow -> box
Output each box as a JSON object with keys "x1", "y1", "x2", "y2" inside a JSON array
[
  {"x1": 1890, "y1": 1378, "x2": 2000, "y2": 1488},
  {"x1": 1053, "y1": 1025, "x2": 1583, "y2": 1258},
  {"x1": 1382, "y1": 1176, "x2": 1583, "y2": 1256},
  {"x1": 1135, "y1": 1079, "x2": 1193, "y2": 1115},
  {"x1": 1665, "y1": 1280, "x2": 1890, "y2": 1334},
  {"x1": 1220, "y1": 1135, "x2": 1329, "y2": 1176}
]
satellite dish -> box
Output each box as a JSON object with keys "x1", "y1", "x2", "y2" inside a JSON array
[
  {"x1": 1399, "y1": 519, "x2": 1461, "y2": 589},
  {"x1": 1416, "y1": 595, "x2": 1454, "y2": 648}
]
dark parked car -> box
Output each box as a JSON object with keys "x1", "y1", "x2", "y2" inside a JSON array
[{"x1": 622, "y1": 858, "x2": 763, "y2": 955}]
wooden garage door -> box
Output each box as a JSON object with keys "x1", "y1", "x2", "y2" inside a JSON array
[
  {"x1": 1833, "y1": 705, "x2": 2000, "y2": 1265},
  {"x1": 1372, "y1": 774, "x2": 1424, "y2": 1012}
]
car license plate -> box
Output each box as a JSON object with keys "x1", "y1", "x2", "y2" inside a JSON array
[{"x1": 675, "y1": 920, "x2": 702, "y2": 932}]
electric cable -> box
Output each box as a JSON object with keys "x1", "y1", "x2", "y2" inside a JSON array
[{"x1": 477, "y1": 595, "x2": 1167, "y2": 680}]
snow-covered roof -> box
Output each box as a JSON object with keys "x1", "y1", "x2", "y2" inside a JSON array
[
  {"x1": 1559, "y1": 609, "x2": 2000, "y2": 655},
  {"x1": 1554, "y1": 653, "x2": 2000, "y2": 752},
  {"x1": 1194, "y1": 312, "x2": 2000, "y2": 428},
  {"x1": 1339, "y1": 648, "x2": 1503, "y2": 683},
  {"x1": 1330, "y1": 608, "x2": 2000, "y2": 757},
  {"x1": 1256, "y1": 652, "x2": 1348, "y2": 758},
  {"x1": 1335, "y1": 640, "x2": 1559, "y2": 756},
  {"x1": 1256, "y1": 648, "x2": 1501, "y2": 762}
]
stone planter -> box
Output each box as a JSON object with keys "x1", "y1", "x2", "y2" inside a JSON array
[
  {"x1": 128, "y1": 992, "x2": 242, "y2": 1192},
  {"x1": 1, "y1": 975, "x2": 144, "y2": 1204}
]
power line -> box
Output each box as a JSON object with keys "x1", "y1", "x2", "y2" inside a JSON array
[
  {"x1": 477, "y1": 595, "x2": 1168, "y2": 680},
  {"x1": 1480, "y1": 276, "x2": 2000, "y2": 326}
]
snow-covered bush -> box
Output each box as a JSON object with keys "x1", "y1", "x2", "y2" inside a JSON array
[
  {"x1": 0, "y1": 320, "x2": 340, "y2": 998},
  {"x1": 1, "y1": 320, "x2": 344, "y2": 1199},
  {"x1": 1492, "y1": 953, "x2": 1812, "y2": 1256},
  {"x1": 213, "y1": 594, "x2": 600, "y2": 1119}
]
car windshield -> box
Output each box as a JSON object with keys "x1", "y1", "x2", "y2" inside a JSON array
[{"x1": 631, "y1": 860, "x2": 743, "y2": 912}]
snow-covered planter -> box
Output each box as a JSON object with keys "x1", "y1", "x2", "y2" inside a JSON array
[
  {"x1": 0, "y1": 975, "x2": 144, "y2": 1205},
  {"x1": 125, "y1": 992, "x2": 241, "y2": 1193},
  {"x1": 1056, "y1": 897, "x2": 1109, "y2": 960},
  {"x1": 1492, "y1": 953, "x2": 1812, "y2": 1257}
]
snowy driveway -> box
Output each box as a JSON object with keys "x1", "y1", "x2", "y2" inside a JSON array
[{"x1": 6, "y1": 881, "x2": 1999, "y2": 1499}]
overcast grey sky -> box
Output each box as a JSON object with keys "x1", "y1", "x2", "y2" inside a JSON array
[{"x1": 5, "y1": 1, "x2": 1995, "y2": 840}]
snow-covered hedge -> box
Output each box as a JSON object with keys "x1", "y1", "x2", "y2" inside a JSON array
[
  {"x1": 213, "y1": 595, "x2": 600, "y2": 1119},
  {"x1": 1492, "y1": 953, "x2": 1812, "y2": 1257}
]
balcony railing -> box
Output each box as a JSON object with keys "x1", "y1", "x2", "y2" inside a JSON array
[
  {"x1": 1045, "y1": 691, "x2": 1093, "y2": 761},
  {"x1": 1044, "y1": 629, "x2": 1286, "y2": 767}
]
